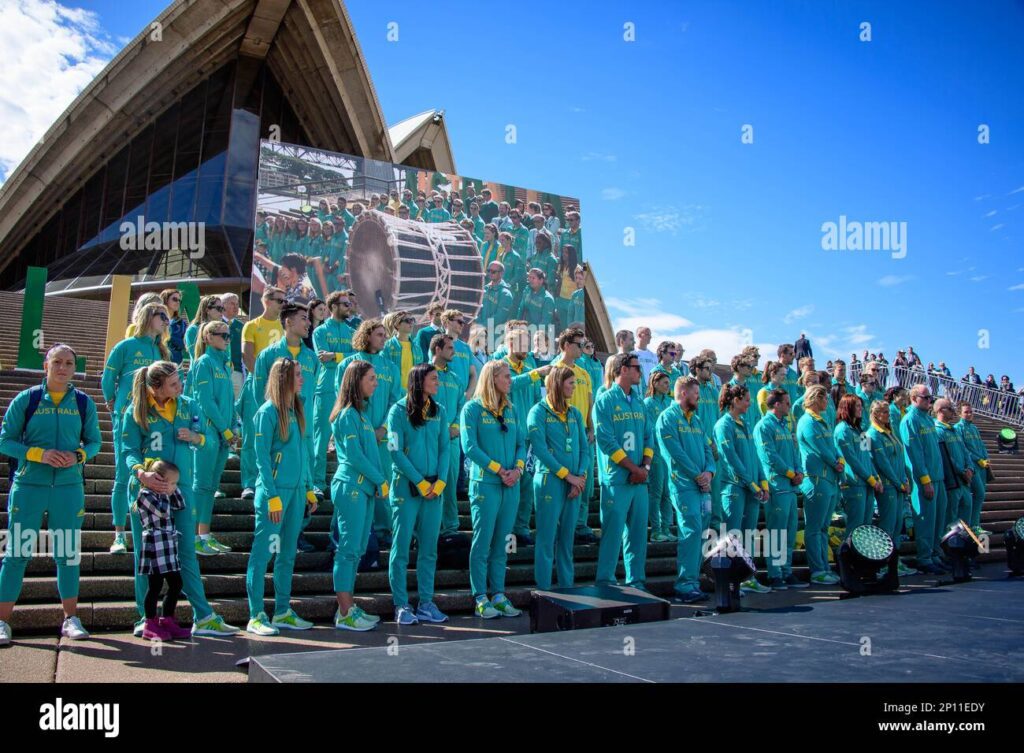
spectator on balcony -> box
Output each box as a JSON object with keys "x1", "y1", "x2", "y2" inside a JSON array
[
  {"x1": 634, "y1": 326, "x2": 659, "y2": 384},
  {"x1": 794, "y1": 333, "x2": 813, "y2": 360}
]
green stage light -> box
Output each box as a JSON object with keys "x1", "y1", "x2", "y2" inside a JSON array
[
  {"x1": 1004, "y1": 516, "x2": 1024, "y2": 577},
  {"x1": 838, "y1": 525, "x2": 900, "y2": 596}
]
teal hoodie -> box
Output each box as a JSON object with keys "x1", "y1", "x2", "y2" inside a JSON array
[
  {"x1": 797, "y1": 410, "x2": 844, "y2": 484},
  {"x1": 253, "y1": 402, "x2": 312, "y2": 495},
  {"x1": 434, "y1": 362, "x2": 466, "y2": 436},
  {"x1": 386, "y1": 397, "x2": 450, "y2": 490},
  {"x1": 337, "y1": 351, "x2": 402, "y2": 430},
  {"x1": 656, "y1": 402, "x2": 715, "y2": 491},
  {"x1": 954, "y1": 419, "x2": 989, "y2": 470},
  {"x1": 460, "y1": 398, "x2": 527, "y2": 484},
  {"x1": 0, "y1": 384, "x2": 101, "y2": 487},
  {"x1": 753, "y1": 411, "x2": 802, "y2": 493},
  {"x1": 834, "y1": 421, "x2": 877, "y2": 488},
  {"x1": 503, "y1": 355, "x2": 544, "y2": 429},
  {"x1": 517, "y1": 286, "x2": 556, "y2": 327},
  {"x1": 122, "y1": 395, "x2": 202, "y2": 490},
  {"x1": 713, "y1": 412, "x2": 764, "y2": 493},
  {"x1": 527, "y1": 400, "x2": 587, "y2": 479},
  {"x1": 900, "y1": 405, "x2": 943, "y2": 484},
  {"x1": 332, "y1": 405, "x2": 388, "y2": 496},
  {"x1": 187, "y1": 348, "x2": 235, "y2": 438},
  {"x1": 253, "y1": 339, "x2": 320, "y2": 411},
  {"x1": 102, "y1": 335, "x2": 164, "y2": 412},
  {"x1": 594, "y1": 383, "x2": 654, "y2": 486},
  {"x1": 936, "y1": 420, "x2": 970, "y2": 478},
  {"x1": 480, "y1": 281, "x2": 515, "y2": 331},
  {"x1": 312, "y1": 318, "x2": 354, "y2": 395},
  {"x1": 867, "y1": 422, "x2": 908, "y2": 490}
]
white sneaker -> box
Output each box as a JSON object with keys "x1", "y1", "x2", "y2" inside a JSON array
[
  {"x1": 247, "y1": 613, "x2": 281, "y2": 636},
  {"x1": 334, "y1": 607, "x2": 377, "y2": 632},
  {"x1": 491, "y1": 594, "x2": 522, "y2": 617},
  {"x1": 0, "y1": 620, "x2": 11, "y2": 646},
  {"x1": 61, "y1": 616, "x2": 89, "y2": 640},
  {"x1": 133, "y1": 618, "x2": 145, "y2": 637},
  {"x1": 109, "y1": 533, "x2": 128, "y2": 555}
]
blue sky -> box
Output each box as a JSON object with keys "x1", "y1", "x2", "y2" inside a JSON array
[{"x1": 4, "y1": 0, "x2": 1023, "y2": 381}]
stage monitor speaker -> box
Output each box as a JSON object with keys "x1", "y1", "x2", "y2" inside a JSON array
[{"x1": 529, "y1": 584, "x2": 670, "y2": 633}]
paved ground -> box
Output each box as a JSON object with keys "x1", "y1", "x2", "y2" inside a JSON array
[{"x1": 2, "y1": 564, "x2": 1015, "y2": 682}]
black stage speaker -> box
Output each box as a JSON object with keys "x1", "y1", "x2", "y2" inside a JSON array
[{"x1": 529, "y1": 584, "x2": 670, "y2": 633}]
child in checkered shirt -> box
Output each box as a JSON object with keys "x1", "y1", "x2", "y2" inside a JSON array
[{"x1": 133, "y1": 459, "x2": 191, "y2": 642}]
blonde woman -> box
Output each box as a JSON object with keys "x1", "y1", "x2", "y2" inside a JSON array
[
  {"x1": 381, "y1": 310, "x2": 423, "y2": 389},
  {"x1": 184, "y1": 295, "x2": 226, "y2": 361},
  {"x1": 124, "y1": 293, "x2": 163, "y2": 338}
]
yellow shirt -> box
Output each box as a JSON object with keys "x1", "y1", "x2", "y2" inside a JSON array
[
  {"x1": 400, "y1": 341, "x2": 413, "y2": 389},
  {"x1": 148, "y1": 395, "x2": 177, "y2": 423},
  {"x1": 559, "y1": 274, "x2": 576, "y2": 301},
  {"x1": 242, "y1": 315, "x2": 284, "y2": 359},
  {"x1": 288, "y1": 345, "x2": 301, "y2": 358},
  {"x1": 49, "y1": 390, "x2": 66, "y2": 406},
  {"x1": 565, "y1": 361, "x2": 592, "y2": 426}
]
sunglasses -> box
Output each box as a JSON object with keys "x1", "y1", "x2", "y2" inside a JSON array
[
  {"x1": 169, "y1": 297, "x2": 181, "y2": 303},
  {"x1": 210, "y1": 305, "x2": 225, "y2": 312},
  {"x1": 155, "y1": 313, "x2": 170, "y2": 322},
  {"x1": 453, "y1": 319, "x2": 465, "y2": 326},
  {"x1": 210, "y1": 331, "x2": 230, "y2": 340},
  {"x1": 401, "y1": 317, "x2": 415, "y2": 325},
  {"x1": 269, "y1": 297, "x2": 286, "y2": 305}
]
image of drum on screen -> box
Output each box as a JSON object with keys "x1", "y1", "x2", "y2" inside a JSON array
[{"x1": 346, "y1": 210, "x2": 485, "y2": 319}]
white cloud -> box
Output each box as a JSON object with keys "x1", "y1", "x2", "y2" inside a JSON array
[
  {"x1": 877, "y1": 274, "x2": 913, "y2": 287},
  {"x1": 984, "y1": 210, "x2": 997, "y2": 217},
  {"x1": 605, "y1": 297, "x2": 694, "y2": 333},
  {"x1": 580, "y1": 151, "x2": 614, "y2": 161},
  {"x1": 1010, "y1": 186, "x2": 1024, "y2": 195},
  {"x1": 633, "y1": 204, "x2": 709, "y2": 234},
  {"x1": 843, "y1": 324, "x2": 875, "y2": 346},
  {"x1": 1010, "y1": 284, "x2": 1024, "y2": 291},
  {"x1": 991, "y1": 223, "x2": 1005, "y2": 231},
  {"x1": 601, "y1": 187, "x2": 626, "y2": 201},
  {"x1": 0, "y1": 0, "x2": 117, "y2": 183},
  {"x1": 974, "y1": 194, "x2": 991, "y2": 201},
  {"x1": 970, "y1": 275, "x2": 988, "y2": 283},
  {"x1": 783, "y1": 304, "x2": 814, "y2": 325}
]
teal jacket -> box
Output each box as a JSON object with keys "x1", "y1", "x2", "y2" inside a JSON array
[
  {"x1": 783, "y1": 366, "x2": 801, "y2": 404},
  {"x1": 184, "y1": 323, "x2": 199, "y2": 361},
  {"x1": 382, "y1": 336, "x2": 424, "y2": 384},
  {"x1": 524, "y1": 251, "x2": 558, "y2": 294},
  {"x1": 834, "y1": 421, "x2": 877, "y2": 488},
  {"x1": 889, "y1": 403, "x2": 905, "y2": 437},
  {"x1": 867, "y1": 423, "x2": 908, "y2": 491},
  {"x1": 253, "y1": 402, "x2": 312, "y2": 495},
  {"x1": 954, "y1": 419, "x2": 989, "y2": 470},
  {"x1": 434, "y1": 363, "x2": 466, "y2": 437},
  {"x1": 656, "y1": 402, "x2": 715, "y2": 492},
  {"x1": 102, "y1": 335, "x2": 165, "y2": 412},
  {"x1": 936, "y1": 420, "x2": 970, "y2": 478},
  {"x1": 253, "y1": 339, "x2": 320, "y2": 412},
  {"x1": 753, "y1": 411, "x2": 803, "y2": 493},
  {"x1": 480, "y1": 282, "x2": 515, "y2": 331},
  {"x1": 527, "y1": 400, "x2": 587, "y2": 480},
  {"x1": 122, "y1": 395, "x2": 202, "y2": 491},
  {"x1": 517, "y1": 287, "x2": 556, "y2": 327},
  {"x1": 0, "y1": 384, "x2": 101, "y2": 487},
  {"x1": 504, "y1": 356, "x2": 544, "y2": 429},
  {"x1": 900, "y1": 405, "x2": 944, "y2": 484},
  {"x1": 644, "y1": 393, "x2": 674, "y2": 457},
  {"x1": 331, "y1": 406, "x2": 388, "y2": 496},
  {"x1": 312, "y1": 318, "x2": 354, "y2": 395},
  {"x1": 450, "y1": 338, "x2": 475, "y2": 393},
  {"x1": 713, "y1": 413, "x2": 764, "y2": 493},
  {"x1": 414, "y1": 324, "x2": 445, "y2": 363},
  {"x1": 460, "y1": 398, "x2": 527, "y2": 484},
  {"x1": 187, "y1": 348, "x2": 235, "y2": 439},
  {"x1": 729, "y1": 376, "x2": 763, "y2": 438},
  {"x1": 386, "y1": 397, "x2": 450, "y2": 490},
  {"x1": 797, "y1": 410, "x2": 844, "y2": 485},
  {"x1": 696, "y1": 380, "x2": 721, "y2": 443},
  {"x1": 594, "y1": 383, "x2": 654, "y2": 486},
  {"x1": 337, "y1": 351, "x2": 402, "y2": 430},
  {"x1": 567, "y1": 287, "x2": 585, "y2": 326},
  {"x1": 855, "y1": 385, "x2": 880, "y2": 430}
]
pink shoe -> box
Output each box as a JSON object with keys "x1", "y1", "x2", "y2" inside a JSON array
[
  {"x1": 158, "y1": 617, "x2": 192, "y2": 640},
  {"x1": 141, "y1": 617, "x2": 170, "y2": 642}
]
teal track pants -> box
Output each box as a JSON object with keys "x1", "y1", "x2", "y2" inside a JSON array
[
  {"x1": 875, "y1": 487, "x2": 902, "y2": 544},
  {"x1": 968, "y1": 472, "x2": 986, "y2": 529},
  {"x1": 945, "y1": 485, "x2": 971, "y2": 530},
  {"x1": 372, "y1": 441, "x2": 394, "y2": 536},
  {"x1": 576, "y1": 440, "x2": 597, "y2": 533},
  {"x1": 246, "y1": 485, "x2": 305, "y2": 618},
  {"x1": 596, "y1": 482, "x2": 649, "y2": 588},
  {"x1": 192, "y1": 436, "x2": 229, "y2": 526},
  {"x1": 911, "y1": 480, "x2": 947, "y2": 567},
  {"x1": 439, "y1": 437, "x2": 461, "y2": 536},
  {"x1": 110, "y1": 410, "x2": 130, "y2": 527},
  {"x1": 468, "y1": 480, "x2": 519, "y2": 597},
  {"x1": 669, "y1": 485, "x2": 704, "y2": 593},
  {"x1": 330, "y1": 480, "x2": 374, "y2": 593},
  {"x1": 312, "y1": 389, "x2": 334, "y2": 490},
  {"x1": 388, "y1": 491, "x2": 443, "y2": 606},
  {"x1": 804, "y1": 477, "x2": 839, "y2": 576},
  {"x1": 239, "y1": 376, "x2": 258, "y2": 490},
  {"x1": 129, "y1": 485, "x2": 212, "y2": 621},
  {"x1": 722, "y1": 484, "x2": 761, "y2": 542},
  {"x1": 512, "y1": 457, "x2": 535, "y2": 537},
  {"x1": 764, "y1": 490, "x2": 798, "y2": 580},
  {"x1": 0, "y1": 483, "x2": 84, "y2": 602},
  {"x1": 841, "y1": 484, "x2": 871, "y2": 531},
  {"x1": 707, "y1": 471, "x2": 724, "y2": 533},
  {"x1": 647, "y1": 456, "x2": 671, "y2": 533},
  {"x1": 533, "y1": 472, "x2": 580, "y2": 589}
]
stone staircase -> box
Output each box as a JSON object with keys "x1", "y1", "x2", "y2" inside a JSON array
[{"x1": 1, "y1": 291, "x2": 1022, "y2": 633}]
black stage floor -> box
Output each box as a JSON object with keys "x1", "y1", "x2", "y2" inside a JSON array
[{"x1": 249, "y1": 571, "x2": 1024, "y2": 683}]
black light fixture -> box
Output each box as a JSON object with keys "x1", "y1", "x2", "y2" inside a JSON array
[
  {"x1": 837, "y1": 525, "x2": 900, "y2": 596},
  {"x1": 1003, "y1": 517, "x2": 1024, "y2": 577},
  {"x1": 940, "y1": 520, "x2": 982, "y2": 582},
  {"x1": 702, "y1": 533, "x2": 755, "y2": 614},
  {"x1": 997, "y1": 428, "x2": 1018, "y2": 454}
]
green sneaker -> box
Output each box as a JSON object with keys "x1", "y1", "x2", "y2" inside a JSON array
[
  {"x1": 650, "y1": 531, "x2": 670, "y2": 543},
  {"x1": 492, "y1": 595, "x2": 521, "y2": 617},
  {"x1": 475, "y1": 599, "x2": 500, "y2": 619},
  {"x1": 272, "y1": 609, "x2": 313, "y2": 631},
  {"x1": 195, "y1": 538, "x2": 220, "y2": 556},
  {"x1": 208, "y1": 537, "x2": 232, "y2": 553},
  {"x1": 191, "y1": 613, "x2": 240, "y2": 636},
  {"x1": 810, "y1": 572, "x2": 836, "y2": 585},
  {"x1": 739, "y1": 578, "x2": 771, "y2": 594},
  {"x1": 896, "y1": 560, "x2": 917, "y2": 577},
  {"x1": 351, "y1": 605, "x2": 380, "y2": 624},
  {"x1": 334, "y1": 608, "x2": 376, "y2": 632},
  {"x1": 247, "y1": 613, "x2": 280, "y2": 636},
  {"x1": 109, "y1": 533, "x2": 128, "y2": 555}
]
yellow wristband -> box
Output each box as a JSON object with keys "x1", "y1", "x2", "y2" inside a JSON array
[
  {"x1": 381, "y1": 481, "x2": 390, "y2": 497},
  {"x1": 268, "y1": 496, "x2": 283, "y2": 513},
  {"x1": 432, "y1": 480, "x2": 447, "y2": 496},
  {"x1": 416, "y1": 480, "x2": 432, "y2": 495},
  {"x1": 487, "y1": 460, "x2": 501, "y2": 474},
  {"x1": 306, "y1": 491, "x2": 318, "y2": 504},
  {"x1": 609, "y1": 449, "x2": 626, "y2": 464},
  {"x1": 750, "y1": 482, "x2": 761, "y2": 493},
  {"x1": 867, "y1": 475, "x2": 877, "y2": 487},
  {"x1": 920, "y1": 475, "x2": 931, "y2": 485},
  {"x1": 555, "y1": 467, "x2": 569, "y2": 480},
  {"x1": 76, "y1": 449, "x2": 87, "y2": 464},
  {"x1": 26, "y1": 447, "x2": 45, "y2": 463},
  {"x1": 222, "y1": 429, "x2": 234, "y2": 441},
  {"x1": 785, "y1": 469, "x2": 795, "y2": 479},
  {"x1": 516, "y1": 459, "x2": 525, "y2": 470},
  {"x1": 335, "y1": 353, "x2": 344, "y2": 363},
  {"x1": 643, "y1": 447, "x2": 655, "y2": 459},
  {"x1": 760, "y1": 480, "x2": 769, "y2": 491}
]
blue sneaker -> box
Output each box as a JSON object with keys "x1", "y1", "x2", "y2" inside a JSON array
[
  {"x1": 394, "y1": 606, "x2": 419, "y2": 625},
  {"x1": 675, "y1": 589, "x2": 708, "y2": 604},
  {"x1": 415, "y1": 602, "x2": 449, "y2": 623}
]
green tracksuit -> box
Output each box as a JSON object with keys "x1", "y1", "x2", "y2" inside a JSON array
[
  {"x1": 414, "y1": 324, "x2": 445, "y2": 363},
  {"x1": 594, "y1": 384, "x2": 654, "y2": 588},
  {"x1": 101, "y1": 335, "x2": 164, "y2": 528},
  {"x1": 184, "y1": 323, "x2": 200, "y2": 362},
  {"x1": 517, "y1": 287, "x2": 556, "y2": 329},
  {"x1": 461, "y1": 398, "x2": 527, "y2": 597},
  {"x1": 450, "y1": 338, "x2": 475, "y2": 395},
  {"x1": 480, "y1": 281, "x2": 515, "y2": 334},
  {"x1": 797, "y1": 410, "x2": 845, "y2": 577},
  {"x1": 576, "y1": 354, "x2": 605, "y2": 529},
  {"x1": 783, "y1": 366, "x2": 801, "y2": 404},
  {"x1": 311, "y1": 319, "x2": 354, "y2": 490},
  {"x1": 188, "y1": 348, "x2": 235, "y2": 525},
  {"x1": 528, "y1": 400, "x2": 587, "y2": 589},
  {"x1": 511, "y1": 224, "x2": 530, "y2": 256},
  {"x1": 754, "y1": 412, "x2": 802, "y2": 581},
  {"x1": 567, "y1": 287, "x2": 585, "y2": 328},
  {"x1": 382, "y1": 336, "x2": 423, "y2": 390},
  {"x1": 713, "y1": 412, "x2": 765, "y2": 545},
  {"x1": 525, "y1": 251, "x2": 558, "y2": 295},
  {"x1": 644, "y1": 393, "x2": 674, "y2": 534},
  {"x1": 856, "y1": 385, "x2": 881, "y2": 433},
  {"x1": 337, "y1": 352, "x2": 402, "y2": 535},
  {"x1": 697, "y1": 379, "x2": 725, "y2": 531},
  {"x1": 0, "y1": 386, "x2": 101, "y2": 602},
  {"x1": 386, "y1": 398, "x2": 450, "y2": 606},
  {"x1": 936, "y1": 420, "x2": 971, "y2": 530},
  {"x1": 427, "y1": 207, "x2": 452, "y2": 223},
  {"x1": 504, "y1": 357, "x2": 544, "y2": 537},
  {"x1": 955, "y1": 419, "x2": 989, "y2": 529},
  {"x1": 331, "y1": 406, "x2": 388, "y2": 593},
  {"x1": 435, "y1": 363, "x2": 466, "y2": 535},
  {"x1": 835, "y1": 421, "x2": 878, "y2": 532},
  {"x1": 867, "y1": 422, "x2": 909, "y2": 543},
  {"x1": 900, "y1": 406, "x2": 946, "y2": 567},
  {"x1": 657, "y1": 403, "x2": 716, "y2": 593},
  {"x1": 122, "y1": 395, "x2": 213, "y2": 621},
  {"x1": 247, "y1": 402, "x2": 312, "y2": 618},
  {"x1": 497, "y1": 249, "x2": 527, "y2": 310},
  {"x1": 729, "y1": 376, "x2": 763, "y2": 444}
]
